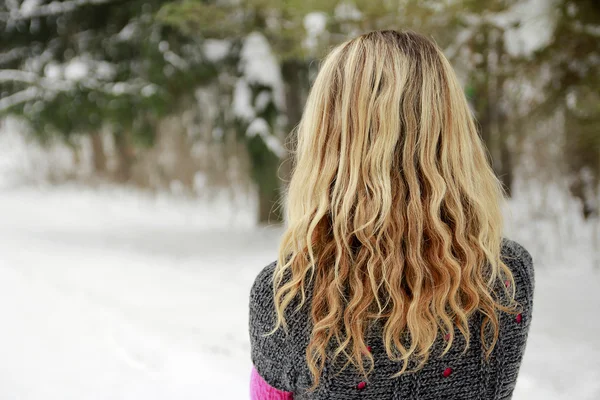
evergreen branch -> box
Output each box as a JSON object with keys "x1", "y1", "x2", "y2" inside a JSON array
[
  {"x1": 0, "y1": 69, "x2": 52, "y2": 85},
  {"x1": 0, "y1": 87, "x2": 40, "y2": 112},
  {"x1": 0, "y1": 47, "x2": 29, "y2": 65},
  {"x1": 0, "y1": 0, "x2": 120, "y2": 21},
  {"x1": 0, "y1": 69, "x2": 151, "y2": 97}
]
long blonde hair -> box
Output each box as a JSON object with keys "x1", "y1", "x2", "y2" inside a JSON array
[{"x1": 273, "y1": 30, "x2": 516, "y2": 389}]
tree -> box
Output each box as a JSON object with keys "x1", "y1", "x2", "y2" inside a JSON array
[
  {"x1": 498, "y1": 0, "x2": 600, "y2": 217},
  {"x1": 531, "y1": 0, "x2": 600, "y2": 219},
  {"x1": 0, "y1": 0, "x2": 216, "y2": 182},
  {"x1": 160, "y1": 0, "x2": 468, "y2": 223}
]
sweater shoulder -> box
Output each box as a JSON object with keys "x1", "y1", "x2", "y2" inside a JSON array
[
  {"x1": 248, "y1": 260, "x2": 296, "y2": 392},
  {"x1": 250, "y1": 260, "x2": 278, "y2": 304},
  {"x1": 501, "y1": 238, "x2": 535, "y2": 294}
]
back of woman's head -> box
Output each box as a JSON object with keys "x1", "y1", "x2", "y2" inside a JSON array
[{"x1": 273, "y1": 30, "x2": 516, "y2": 388}]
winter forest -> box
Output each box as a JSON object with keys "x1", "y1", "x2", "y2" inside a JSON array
[{"x1": 0, "y1": 0, "x2": 598, "y2": 399}]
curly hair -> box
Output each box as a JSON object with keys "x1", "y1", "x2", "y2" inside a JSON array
[{"x1": 272, "y1": 30, "x2": 517, "y2": 389}]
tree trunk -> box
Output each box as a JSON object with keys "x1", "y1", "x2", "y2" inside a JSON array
[
  {"x1": 90, "y1": 132, "x2": 107, "y2": 174},
  {"x1": 247, "y1": 135, "x2": 283, "y2": 224},
  {"x1": 281, "y1": 60, "x2": 308, "y2": 185},
  {"x1": 495, "y1": 28, "x2": 513, "y2": 197},
  {"x1": 257, "y1": 175, "x2": 282, "y2": 224},
  {"x1": 472, "y1": 26, "x2": 516, "y2": 196},
  {"x1": 498, "y1": 132, "x2": 513, "y2": 197},
  {"x1": 113, "y1": 130, "x2": 135, "y2": 183}
]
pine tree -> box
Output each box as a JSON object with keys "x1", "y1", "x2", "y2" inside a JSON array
[
  {"x1": 0, "y1": 0, "x2": 216, "y2": 181},
  {"x1": 528, "y1": 0, "x2": 600, "y2": 218},
  {"x1": 160, "y1": 0, "x2": 466, "y2": 223}
]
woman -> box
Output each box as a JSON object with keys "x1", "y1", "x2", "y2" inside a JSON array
[{"x1": 249, "y1": 30, "x2": 534, "y2": 400}]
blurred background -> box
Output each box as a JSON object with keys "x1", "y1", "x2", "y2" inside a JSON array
[{"x1": 0, "y1": 0, "x2": 598, "y2": 399}]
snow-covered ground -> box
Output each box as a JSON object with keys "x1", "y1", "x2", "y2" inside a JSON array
[{"x1": 0, "y1": 185, "x2": 598, "y2": 399}]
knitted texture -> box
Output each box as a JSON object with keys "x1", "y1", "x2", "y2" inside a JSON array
[{"x1": 249, "y1": 238, "x2": 534, "y2": 400}]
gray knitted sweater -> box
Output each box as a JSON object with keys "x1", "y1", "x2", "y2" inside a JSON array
[{"x1": 249, "y1": 239, "x2": 534, "y2": 399}]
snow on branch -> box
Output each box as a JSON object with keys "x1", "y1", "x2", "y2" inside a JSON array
[
  {"x1": 0, "y1": 0, "x2": 119, "y2": 21},
  {"x1": 0, "y1": 47, "x2": 29, "y2": 66},
  {"x1": 0, "y1": 68, "x2": 154, "y2": 104},
  {"x1": 246, "y1": 118, "x2": 285, "y2": 158},
  {"x1": 0, "y1": 87, "x2": 40, "y2": 112},
  {"x1": 0, "y1": 69, "x2": 76, "y2": 92},
  {"x1": 5, "y1": 0, "x2": 20, "y2": 12},
  {"x1": 0, "y1": 69, "x2": 49, "y2": 85}
]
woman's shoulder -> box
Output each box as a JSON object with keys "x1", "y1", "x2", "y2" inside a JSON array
[
  {"x1": 249, "y1": 260, "x2": 278, "y2": 307},
  {"x1": 501, "y1": 238, "x2": 534, "y2": 282},
  {"x1": 500, "y1": 238, "x2": 535, "y2": 305},
  {"x1": 248, "y1": 260, "x2": 298, "y2": 393},
  {"x1": 501, "y1": 238, "x2": 533, "y2": 263}
]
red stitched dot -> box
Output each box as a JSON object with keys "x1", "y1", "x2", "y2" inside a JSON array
[
  {"x1": 505, "y1": 280, "x2": 511, "y2": 288},
  {"x1": 516, "y1": 313, "x2": 523, "y2": 323},
  {"x1": 357, "y1": 381, "x2": 367, "y2": 390},
  {"x1": 444, "y1": 333, "x2": 451, "y2": 341},
  {"x1": 443, "y1": 367, "x2": 453, "y2": 377},
  {"x1": 367, "y1": 346, "x2": 372, "y2": 353}
]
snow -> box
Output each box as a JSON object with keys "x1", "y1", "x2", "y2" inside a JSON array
[
  {"x1": 0, "y1": 69, "x2": 44, "y2": 85},
  {"x1": 246, "y1": 118, "x2": 269, "y2": 138},
  {"x1": 262, "y1": 135, "x2": 286, "y2": 159},
  {"x1": 3, "y1": 57, "x2": 126, "y2": 108},
  {"x1": 233, "y1": 78, "x2": 255, "y2": 122},
  {"x1": 0, "y1": 182, "x2": 597, "y2": 399},
  {"x1": 111, "y1": 82, "x2": 128, "y2": 95},
  {"x1": 0, "y1": 87, "x2": 40, "y2": 112},
  {"x1": 334, "y1": 2, "x2": 362, "y2": 21},
  {"x1": 0, "y1": 185, "x2": 257, "y2": 400},
  {"x1": 254, "y1": 90, "x2": 271, "y2": 113},
  {"x1": 452, "y1": 0, "x2": 558, "y2": 59},
  {"x1": 513, "y1": 269, "x2": 600, "y2": 399},
  {"x1": 246, "y1": 119, "x2": 286, "y2": 158},
  {"x1": 0, "y1": 120, "x2": 79, "y2": 184},
  {"x1": 19, "y1": 0, "x2": 42, "y2": 14},
  {"x1": 117, "y1": 22, "x2": 139, "y2": 42},
  {"x1": 95, "y1": 61, "x2": 117, "y2": 81},
  {"x1": 0, "y1": 46, "x2": 29, "y2": 65},
  {"x1": 493, "y1": 0, "x2": 559, "y2": 57},
  {"x1": 232, "y1": 33, "x2": 287, "y2": 158},
  {"x1": 141, "y1": 84, "x2": 158, "y2": 98},
  {"x1": 239, "y1": 32, "x2": 285, "y2": 111},
  {"x1": 304, "y1": 12, "x2": 327, "y2": 35},
  {"x1": 44, "y1": 62, "x2": 63, "y2": 80},
  {"x1": 159, "y1": 42, "x2": 189, "y2": 71},
  {"x1": 64, "y1": 58, "x2": 90, "y2": 81},
  {"x1": 1, "y1": 0, "x2": 117, "y2": 21},
  {"x1": 203, "y1": 39, "x2": 230, "y2": 63},
  {"x1": 303, "y1": 12, "x2": 328, "y2": 52}
]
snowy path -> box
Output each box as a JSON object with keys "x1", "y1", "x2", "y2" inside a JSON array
[{"x1": 0, "y1": 186, "x2": 598, "y2": 399}]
